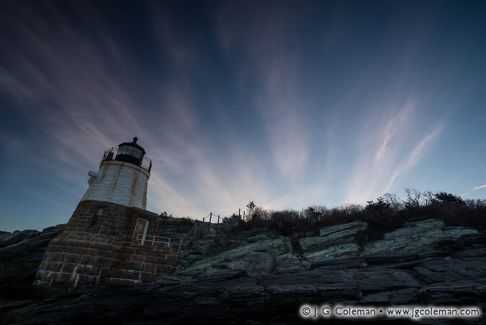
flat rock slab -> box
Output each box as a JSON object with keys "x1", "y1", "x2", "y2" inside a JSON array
[
  {"x1": 2, "y1": 219, "x2": 485, "y2": 324},
  {"x1": 319, "y1": 221, "x2": 368, "y2": 238},
  {"x1": 413, "y1": 257, "x2": 486, "y2": 284},
  {"x1": 360, "y1": 288, "x2": 418, "y2": 304},
  {"x1": 362, "y1": 220, "x2": 478, "y2": 256},
  {"x1": 176, "y1": 237, "x2": 294, "y2": 277}
]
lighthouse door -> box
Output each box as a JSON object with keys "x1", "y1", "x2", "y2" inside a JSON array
[{"x1": 132, "y1": 218, "x2": 149, "y2": 245}]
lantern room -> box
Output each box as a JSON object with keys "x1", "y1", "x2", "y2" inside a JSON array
[
  {"x1": 102, "y1": 137, "x2": 152, "y2": 173},
  {"x1": 116, "y1": 137, "x2": 146, "y2": 165}
]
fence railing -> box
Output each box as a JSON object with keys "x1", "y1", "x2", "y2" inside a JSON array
[
  {"x1": 136, "y1": 233, "x2": 171, "y2": 247},
  {"x1": 102, "y1": 148, "x2": 152, "y2": 173},
  {"x1": 133, "y1": 212, "x2": 243, "y2": 255}
]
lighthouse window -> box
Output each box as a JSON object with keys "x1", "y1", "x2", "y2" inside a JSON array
[
  {"x1": 118, "y1": 146, "x2": 142, "y2": 158},
  {"x1": 90, "y1": 207, "x2": 103, "y2": 226}
]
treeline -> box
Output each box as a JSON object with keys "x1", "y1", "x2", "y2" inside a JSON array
[{"x1": 228, "y1": 190, "x2": 486, "y2": 239}]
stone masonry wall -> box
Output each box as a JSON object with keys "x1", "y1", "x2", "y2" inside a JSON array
[{"x1": 35, "y1": 200, "x2": 177, "y2": 290}]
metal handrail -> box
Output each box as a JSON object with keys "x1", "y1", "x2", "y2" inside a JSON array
[
  {"x1": 136, "y1": 233, "x2": 171, "y2": 247},
  {"x1": 102, "y1": 148, "x2": 152, "y2": 173}
]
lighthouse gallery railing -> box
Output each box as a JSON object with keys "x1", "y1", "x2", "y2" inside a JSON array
[{"x1": 102, "y1": 148, "x2": 152, "y2": 173}]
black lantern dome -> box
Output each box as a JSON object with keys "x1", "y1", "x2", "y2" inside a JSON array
[
  {"x1": 101, "y1": 137, "x2": 152, "y2": 172},
  {"x1": 115, "y1": 137, "x2": 146, "y2": 166}
]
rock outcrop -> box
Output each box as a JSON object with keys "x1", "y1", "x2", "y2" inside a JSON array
[
  {"x1": 0, "y1": 230, "x2": 41, "y2": 249},
  {"x1": 0, "y1": 225, "x2": 64, "y2": 298},
  {"x1": 362, "y1": 219, "x2": 478, "y2": 255},
  {"x1": 3, "y1": 230, "x2": 486, "y2": 324},
  {"x1": 299, "y1": 221, "x2": 367, "y2": 262},
  {"x1": 176, "y1": 236, "x2": 306, "y2": 278},
  {"x1": 1, "y1": 219, "x2": 485, "y2": 324},
  {"x1": 157, "y1": 215, "x2": 195, "y2": 242}
]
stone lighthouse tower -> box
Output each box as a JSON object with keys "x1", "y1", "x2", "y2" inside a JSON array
[
  {"x1": 81, "y1": 137, "x2": 151, "y2": 209},
  {"x1": 35, "y1": 138, "x2": 178, "y2": 290}
]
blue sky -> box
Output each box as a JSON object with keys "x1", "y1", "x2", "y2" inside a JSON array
[{"x1": 1, "y1": 0, "x2": 486, "y2": 231}]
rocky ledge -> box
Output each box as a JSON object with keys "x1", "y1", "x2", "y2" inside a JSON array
[
  {"x1": 0, "y1": 225, "x2": 64, "y2": 298},
  {"x1": 1, "y1": 219, "x2": 485, "y2": 324}
]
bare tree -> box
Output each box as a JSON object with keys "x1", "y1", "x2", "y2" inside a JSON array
[
  {"x1": 246, "y1": 201, "x2": 256, "y2": 221},
  {"x1": 404, "y1": 188, "x2": 422, "y2": 208},
  {"x1": 383, "y1": 193, "x2": 402, "y2": 211},
  {"x1": 423, "y1": 191, "x2": 436, "y2": 205}
]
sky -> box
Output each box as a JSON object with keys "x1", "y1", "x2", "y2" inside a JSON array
[{"x1": 1, "y1": 0, "x2": 486, "y2": 231}]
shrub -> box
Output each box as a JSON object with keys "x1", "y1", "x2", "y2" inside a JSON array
[{"x1": 226, "y1": 190, "x2": 486, "y2": 236}]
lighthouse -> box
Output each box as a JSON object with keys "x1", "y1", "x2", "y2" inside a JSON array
[
  {"x1": 35, "y1": 138, "x2": 178, "y2": 289},
  {"x1": 81, "y1": 137, "x2": 151, "y2": 209}
]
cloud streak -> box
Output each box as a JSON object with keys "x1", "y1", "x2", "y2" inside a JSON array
[
  {"x1": 5, "y1": 1, "x2": 482, "y2": 232},
  {"x1": 462, "y1": 184, "x2": 486, "y2": 197},
  {"x1": 344, "y1": 101, "x2": 444, "y2": 204}
]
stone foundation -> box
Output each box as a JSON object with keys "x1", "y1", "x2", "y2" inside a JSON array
[{"x1": 35, "y1": 200, "x2": 178, "y2": 290}]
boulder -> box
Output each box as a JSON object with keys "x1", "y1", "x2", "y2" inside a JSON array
[
  {"x1": 299, "y1": 221, "x2": 367, "y2": 262},
  {"x1": 362, "y1": 219, "x2": 478, "y2": 255},
  {"x1": 319, "y1": 221, "x2": 368, "y2": 238},
  {"x1": 273, "y1": 253, "x2": 310, "y2": 274},
  {"x1": 305, "y1": 243, "x2": 360, "y2": 262},
  {"x1": 181, "y1": 231, "x2": 279, "y2": 265},
  {"x1": 2, "y1": 220, "x2": 486, "y2": 324},
  {"x1": 413, "y1": 257, "x2": 486, "y2": 284},
  {"x1": 0, "y1": 225, "x2": 64, "y2": 298},
  {"x1": 175, "y1": 237, "x2": 304, "y2": 278},
  {"x1": 383, "y1": 219, "x2": 445, "y2": 240},
  {"x1": 351, "y1": 269, "x2": 420, "y2": 292},
  {"x1": 420, "y1": 279, "x2": 486, "y2": 305},
  {"x1": 183, "y1": 237, "x2": 220, "y2": 263},
  {"x1": 0, "y1": 230, "x2": 40, "y2": 248},
  {"x1": 1, "y1": 265, "x2": 424, "y2": 324}
]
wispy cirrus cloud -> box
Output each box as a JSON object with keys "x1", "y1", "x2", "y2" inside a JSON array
[
  {"x1": 386, "y1": 124, "x2": 443, "y2": 188},
  {"x1": 216, "y1": 2, "x2": 312, "y2": 182},
  {"x1": 461, "y1": 184, "x2": 486, "y2": 197},
  {"x1": 3, "y1": 0, "x2": 478, "y2": 232},
  {"x1": 260, "y1": 60, "x2": 310, "y2": 181},
  {"x1": 0, "y1": 1, "x2": 218, "y2": 219},
  {"x1": 0, "y1": 3, "x2": 140, "y2": 176},
  {"x1": 473, "y1": 184, "x2": 486, "y2": 191},
  {"x1": 344, "y1": 101, "x2": 444, "y2": 204}
]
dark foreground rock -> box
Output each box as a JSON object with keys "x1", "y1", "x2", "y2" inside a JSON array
[
  {"x1": 2, "y1": 232, "x2": 486, "y2": 324},
  {"x1": 0, "y1": 225, "x2": 64, "y2": 299},
  {"x1": 1, "y1": 220, "x2": 485, "y2": 324}
]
